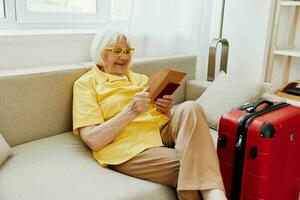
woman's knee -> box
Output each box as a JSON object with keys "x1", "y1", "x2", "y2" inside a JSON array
[
  {"x1": 179, "y1": 101, "x2": 205, "y2": 114},
  {"x1": 177, "y1": 101, "x2": 208, "y2": 124}
]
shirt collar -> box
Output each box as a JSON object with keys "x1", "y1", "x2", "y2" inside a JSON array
[{"x1": 92, "y1": 65, "x2": 129, "y2": 82}]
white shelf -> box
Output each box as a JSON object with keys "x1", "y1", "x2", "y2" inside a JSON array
[
  {"x1": 273, "y1": 48, "x2": 300, "y2": 57},
  {"x1": 281, "y1": 1, "x2": 300, "y2": 6}
]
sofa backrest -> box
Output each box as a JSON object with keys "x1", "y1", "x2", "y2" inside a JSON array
[{"x1": 0, "y1": 55, "x2": 196, "y2": 147}]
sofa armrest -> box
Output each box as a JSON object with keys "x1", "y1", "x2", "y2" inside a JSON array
[
  {"x1": 260, "y1": 93, "x2": 286, "y2": 102},
  {"x1": 185, "y1": 79, "x2": 211, "y2": 101}
]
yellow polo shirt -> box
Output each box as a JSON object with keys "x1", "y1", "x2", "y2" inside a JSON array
[{"x1": 73, "y1": 65, "x2": 169, "y2": 167}]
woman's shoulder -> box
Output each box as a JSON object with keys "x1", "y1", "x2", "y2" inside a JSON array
[
  {"x1": 128, "y1": 70, "x2": 149, "y2": 81},
  {"x1": 128, "y1": 70, "x2": 149, "y2": 86},
  {"x1": 74, "y1": 66, "x2": 105, "y2": 88},
  {"x1": 74, "y1": 70, "x2": 93, "y2": 86}
]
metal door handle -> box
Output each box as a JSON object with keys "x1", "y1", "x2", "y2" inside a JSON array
[{"x1": 207, "y1": 38, "x2": 229, "y2": 81}]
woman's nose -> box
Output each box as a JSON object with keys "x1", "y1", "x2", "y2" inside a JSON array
[{"x1": 119, "y1": 52, "x2": 130, "y2": 60}]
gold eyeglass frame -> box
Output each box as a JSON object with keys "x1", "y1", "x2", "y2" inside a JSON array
[{"x1": 105, "y1": 47, "x2": 135, "y2": 56}]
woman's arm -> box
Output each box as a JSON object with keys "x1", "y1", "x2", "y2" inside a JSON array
[
  {"x1": 80, "y1": 107, "x2": 138, "y2": 151},
  {"x1": 80, "y1": 87, "x2": 150, "y2": 151}
]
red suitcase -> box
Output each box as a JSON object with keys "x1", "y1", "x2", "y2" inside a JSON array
[{"x1": 217, "y1": 100, "x2": 300, "y2": 200}]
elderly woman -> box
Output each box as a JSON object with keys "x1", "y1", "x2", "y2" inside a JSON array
[{"x1": 72, "y1": 28, "x2": 226, "y2": 200}]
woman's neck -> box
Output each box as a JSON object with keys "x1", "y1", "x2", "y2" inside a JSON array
[
  {"x1": 96, "y1": 64, "x2": 105, "y2": 72},
  {"x1": 96, "y1": 64, "x2": 126, "y2": 77}
]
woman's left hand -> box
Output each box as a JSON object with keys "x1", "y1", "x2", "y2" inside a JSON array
[{"x1": 155, "y1": 95, "x2": 174, "y2": 114}]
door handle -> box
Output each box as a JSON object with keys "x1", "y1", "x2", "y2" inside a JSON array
[{"x1": 207, "y1": 38, "x2": 229, "y2": 81}]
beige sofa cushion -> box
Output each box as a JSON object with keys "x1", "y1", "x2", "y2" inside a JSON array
[
  {"x1": 210, "y1": 128, "x2": 219, "y2": 149},
  {"x1": 0, "y1": 65, "x2": 88, "y2": 147},
  {"x1": 0, "y1": 132, "x2": 177, "y2": 200},
  {"x1": 196, "y1": 72, "x2": 271, "y2": 129},
  {"x1": 185, "y1": 79, "x2": 211, "y2": 101},
  {"x1": 0, "y1": 133, "x2": 13, "y2": 166}
]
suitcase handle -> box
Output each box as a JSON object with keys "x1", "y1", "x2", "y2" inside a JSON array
[{"x1": 246, "y1": 99, "x2": 274, "y2": 113}]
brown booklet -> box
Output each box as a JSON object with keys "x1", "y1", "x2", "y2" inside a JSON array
[{"x1": 149, "y1": 68, "x2": 187, "y2": 100}]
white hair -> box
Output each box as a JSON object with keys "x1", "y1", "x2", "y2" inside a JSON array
[{"x1": 90, "y1": 28, "x2": 133, "y2": 66}]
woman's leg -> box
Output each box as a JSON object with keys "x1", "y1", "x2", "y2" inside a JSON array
[
  {"x1": 110, "y1": 146, "x2": 201, "y2": 200},
  {"x1": 160, "y1": 101, "x2": 225, "y2": 199},
  {"x1": 110, "y1": 146, "x2": 180, "y2": 188},
  {"x1": 111, "y1": 101, "x2": 225, "y2": 200}
]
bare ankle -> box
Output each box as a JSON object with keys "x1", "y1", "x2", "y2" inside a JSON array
[{"x1": 200, "y1": 189, "x2": 227, "y2": 200}]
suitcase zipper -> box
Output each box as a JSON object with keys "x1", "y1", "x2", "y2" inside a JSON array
[{"x1": 236, "y1": 135, "x2": 243, "y2": 150}]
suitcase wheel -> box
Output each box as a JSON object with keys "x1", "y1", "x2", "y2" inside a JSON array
[
  {"x1": 218, "y1": 135, "x2": 227, "y2": 148},
  {"x1": 250, "y1": 145, "x2": 258, "y2": 159}
]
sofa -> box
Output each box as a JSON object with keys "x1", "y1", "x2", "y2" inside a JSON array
[
  {"x1": 1, "y1": 55, "x2": 225, "y2": 200},
  {"x1": 1, "y1": 52, "x2": 286, "y2": 200}
]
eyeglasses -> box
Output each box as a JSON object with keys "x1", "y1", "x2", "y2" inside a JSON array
[{"x1": 105, "y1": 47, "x2": 135, "y2": 56}]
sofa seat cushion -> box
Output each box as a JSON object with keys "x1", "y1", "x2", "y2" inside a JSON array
[
  {"x1": 210, "y1": 128, "x2": 218, "y2": 148},
  {"x1": 0, "y1": 132, "x2": 177, "y2": 200},
  {"x1": 0, "y1": 133, "x2": 13, "y2": 167}
]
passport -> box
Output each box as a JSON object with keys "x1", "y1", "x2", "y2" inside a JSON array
[{"x1": 149, "y1": 68, "x2": 187, "y2": 101}]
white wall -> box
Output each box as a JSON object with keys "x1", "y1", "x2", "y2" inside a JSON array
[
  {"x1": 196, "y1": 0, "x2": 222, "y2": 80},
  {"x1": 0, "y1": 2, "x2": 299, "y2": 87},
  {"x1": 205, "y1": 0, "x2": 276, "y2": 83},
  {"x1": 0, "y1": 33, "x2": 94, "y2": 70},
  {"x1": 222, "y1": 0, "x2": 275, "y2": 83},
  {"x1": 206, "y1": 0, "x2": 300, "y2": 87}
]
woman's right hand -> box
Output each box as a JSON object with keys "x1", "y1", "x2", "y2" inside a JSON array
[
  {"x1": 80, "y1": 86, "x2": 151, "y2": 151},
  {"x1": 128, "y1": 86, "x2": 150, "y2": 116}
]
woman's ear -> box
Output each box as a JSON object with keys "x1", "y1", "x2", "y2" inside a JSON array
[
  {"x1": 96, "y1": 54, "x2": 102, "y2": 66},
  {"x1": 102, "y1": 51, "x2": 107, "y2": 62}
]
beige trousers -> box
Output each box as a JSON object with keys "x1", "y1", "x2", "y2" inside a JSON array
[{"x1": 110, "y1": 101, "x2": 225, "y2": 200}]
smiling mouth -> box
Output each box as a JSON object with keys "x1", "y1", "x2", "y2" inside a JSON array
[{"x1": 115, "y1": 62, "x2": 127, "y2": 67}]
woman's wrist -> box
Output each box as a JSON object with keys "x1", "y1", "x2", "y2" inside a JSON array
[
  {"x1": 165, "y1": 110, "x2": 172, "y2": 118},
  {"x1": 124, "y1": 106, "x2": 140, "y2": 120}
]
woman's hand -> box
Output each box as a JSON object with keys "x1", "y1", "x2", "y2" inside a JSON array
[
  {"x1": 155, "y1": 95, "x2": 174, "y2": 115},
  {"x1": 128, "y1": 87, "x2": 151, "y2": 116}
]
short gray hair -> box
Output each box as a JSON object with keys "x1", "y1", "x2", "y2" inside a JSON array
[{"x1": 90, "y1": 28, "x2": 133, "y2": 66}]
